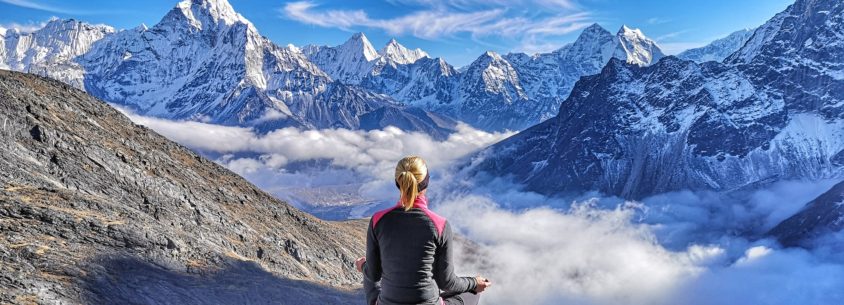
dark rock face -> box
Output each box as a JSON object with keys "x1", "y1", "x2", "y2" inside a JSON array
[
  {"x1": 359, "y1": 106, "x2": 458, "y2": 140},
  {"x1": 469, "y1": 0, "x2": 844, "y2": 198},
  {"x1": 0, "y1": 70, "x2": 366, "y2": 304},
  {"x1": 768, "y1": 180, "x2": 844, "y2": 247}
]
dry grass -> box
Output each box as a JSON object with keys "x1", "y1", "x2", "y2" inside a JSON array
[
  {"x1": 12, "y1": 294, "x2": 39, "y2": 305},
  {"x1": 225, "y1": 250, "x2": 253, "y2": 262},
  {"x1": 38, "y1": 271, "x2": 74, "y2": 283},
  {"x1": 9, "y1": 243, "x2": 51, "y2": 255}
]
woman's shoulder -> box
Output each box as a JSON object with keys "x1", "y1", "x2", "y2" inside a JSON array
[{"x1": 419, "y1": 208, "x2": 447, "y2": 237}]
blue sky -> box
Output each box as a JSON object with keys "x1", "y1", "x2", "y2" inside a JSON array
[{"x1": 0, "y1": 0, "x2": 792, "y2": 67}]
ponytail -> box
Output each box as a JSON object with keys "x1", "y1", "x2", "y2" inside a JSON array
[
  {"x1": 394, "y1": 156, "x2": 428, "y2": 211},
  {"x1": 397, "y1": 171, "x2": 418, "y2": 211}
]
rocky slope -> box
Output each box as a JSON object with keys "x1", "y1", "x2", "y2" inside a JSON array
[
  {"x1": 0, "y1": 70, "x2": 366, "y2": 304},
  {"x1": 768, "y1": 180, "x2": 844, "y2": 247},
  {"x1": 678, "y1": 29, "x2": 755, "y2": 63},
  {"x1": 466, "y1": 0, "x2": 844, "y2": 198}
]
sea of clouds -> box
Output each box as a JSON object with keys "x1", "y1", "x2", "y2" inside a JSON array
[{"x1": 123, "y1": 109, "x2": 844, "y2": 305}]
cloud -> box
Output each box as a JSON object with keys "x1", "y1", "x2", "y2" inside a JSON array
[
  {"x1": 120, "y1": 108, "x2": 514, "y2": 210},
  {"x1": 281, "y1": 0, "x2": 590, "y2": 44},
  {"x1": 439, "y1": 196, "x2": 718, "y2": 305},
  {"x1": 647, "y1": 17, "x2": 671, "y2": 25},
  {"x1": 0, "y1": 19, "x2": 49, "y2": 34},
  {"x1": 0, "y1": 0, "x2": 88, "y2": 15},
  {"x1": 657, "y1": 42, "x2": 708, "y2": 55},
  {"x1": 654, "y1": 29, "x2": 691, "y2": 42},
  {"x1": 435, "y1": 178, "x2": 844, "y2": 305}
]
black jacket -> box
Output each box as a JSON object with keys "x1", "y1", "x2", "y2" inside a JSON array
[{"x1": 364, "y1": 194, "x2": 477, "y2": 305}]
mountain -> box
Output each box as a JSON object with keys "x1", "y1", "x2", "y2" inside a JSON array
[
  {"x1": 452, "y1": 51, "x2": 534, "y2": 131},
  {"x1": 80, "y1": 0, "x2": 330, "y2": 127},
  {"x1": 360, "y1": 56, "x2": 459, "y2": 111},
  {"x1": 613, "y1": 25, "x2": 666, "y2": 66},
  {"x1": 303, "y1": 32, "x2": 379, "y2": 85},
  {"x1": 768, "y1": 180, "x2": 844, "y2": 247},
  {"x1": 360, "y1": 24, "x2": 666, "y2": 131},
  {"x1": 678, "y1": 29, "x2": 755, "y2": 63},
  {"x1": 0, "y1": 0, "x2": 453, "y2": 138},
  {"x1": 304, "y1": 34, "x2": 430, "y2": 86},
  {"x1": 465, "y1": 0, "x2": 844, "y2": 198},
  {"x1": 0, "y1": 70, "x2": 365, "y2": 304},
  {"x1": 504, "y1": 24, "x2": 665, "y2": 125},
  {"x1": 378, "y1": 38, "x2": 429, "y2": 65},
  {"x1": 1, "y1": 8, "x2": 667, "y2": 133},
  {"x1": 0, "y1": 18, "x2": 114, "y2": 89}
]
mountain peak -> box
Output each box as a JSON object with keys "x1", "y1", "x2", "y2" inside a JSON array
[
  {"x1": 37, "y1": 18, "x2": 114, "y2": 34},
  {"x1": 379, "y1": 38, "x2": 429, "y2": 65},
  {"x1": 617, "y1": 24, "x2": 645, "y2": 37},
  {"x1": 613, "y1": 25, "x2": 664, "y2": 66},
  {"x1": 171, "y1": 0, "x2": 248, "y2": 27},
  {"x1": 340, "y1": 32, "x2": 379, "y2": 61},
  {"x1": 482, "y1": 50, "x2": 502, "y2": 59}
]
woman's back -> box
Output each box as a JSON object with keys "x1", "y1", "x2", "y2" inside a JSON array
[{"x1": 369, "y1": 195, "x2": 449, "y2": 304}]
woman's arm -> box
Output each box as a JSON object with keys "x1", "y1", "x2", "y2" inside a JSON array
[
  {"x1": 363, "y1": 219, "x2": 382, "y2": 305},
  {"x1": 433, "y1": 221, "x2": 478, "y2": 294}
]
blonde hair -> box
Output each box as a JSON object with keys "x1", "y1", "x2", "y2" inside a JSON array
[{"x1": 394, "y1": 156, "x2": 428, "y2": 211}]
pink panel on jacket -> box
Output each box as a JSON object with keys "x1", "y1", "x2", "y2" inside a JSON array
[{"x1": 371, "y1": 194, "x2": 447, "y2": 236}]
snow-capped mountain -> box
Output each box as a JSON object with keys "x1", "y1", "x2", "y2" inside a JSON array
[
  {"x1": 503, "y1": 24, "x2": 665, "y2": 124},
  {"x1": 0, "y1": 18, "x2": 114, "y2": 89},
  {"x1": 0, "y1": 0, "x2": 453, "y2": 137},
  {"x1": 678, "y1": 29, "x2": 755, "y2": 63},
  {"x1": 304, "y1": 34, "x2": 431, "y2": 83},
  {"x1": 361, "y1": 56, "x2": 459, "y2": 110},
  {"x1": 466, "y1": 0, "x2": 844, "y2": 198},
  {"x1": 303, "y1": 32, "x2": 379, "y2": 85},
  {"x1": 360, "y1": 23, "x2": 666, "y2": 131},
  {"x1": 378, "y1": 38, "x2": 429, "y2": 65},
  {"x1": 452, "y1": 51, "x2": 534, "y2": 130},
  {"x1": 614, "y1": 25, "x2": 665, "y2": 66},
  {"x1": 80, "y1": 0, "x2": 333, "y2": 128}
]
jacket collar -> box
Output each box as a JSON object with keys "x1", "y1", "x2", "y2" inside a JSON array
[{"x1": 396, "y1": 193, "x2": 428, "y2": 209}]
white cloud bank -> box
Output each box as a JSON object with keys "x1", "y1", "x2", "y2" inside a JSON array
[{"x1": 439, "y1": 186, "x2": 844, "y2": 305}]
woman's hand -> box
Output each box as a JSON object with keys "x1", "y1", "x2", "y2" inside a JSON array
[
  {"x1": 355, "y1": 257, "x2": 366, "y2": 273},
  {"x1": 474, "y1": 276, "x2": 492, "y2": 293}
]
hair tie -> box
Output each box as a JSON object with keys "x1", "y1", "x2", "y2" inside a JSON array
[{"x1": 395, "y1": 171, "x2": 430, "y2": 191}]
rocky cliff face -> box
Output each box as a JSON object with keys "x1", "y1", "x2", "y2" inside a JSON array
[
  {"x1": 0, "y1": 70, "x2": 365, "y2": 304},
  {"x1": 467, "y1": 0, "x2": 844, "y2": 198},
  {"x1": 768, "y1": 180, "x2": 844, "y2": 247}
]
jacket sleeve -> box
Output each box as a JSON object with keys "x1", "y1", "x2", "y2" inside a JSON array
[
  {"x1": 433, "y1": 221, "x2": 477, "y2": 294},
  {"x1": 363, "y1": 219, "x2": 382, "y2": 305}
]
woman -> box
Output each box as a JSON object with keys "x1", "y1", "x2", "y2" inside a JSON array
[{"x1": 355, "y1": 156, "x2": 491, "y2": 305}]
